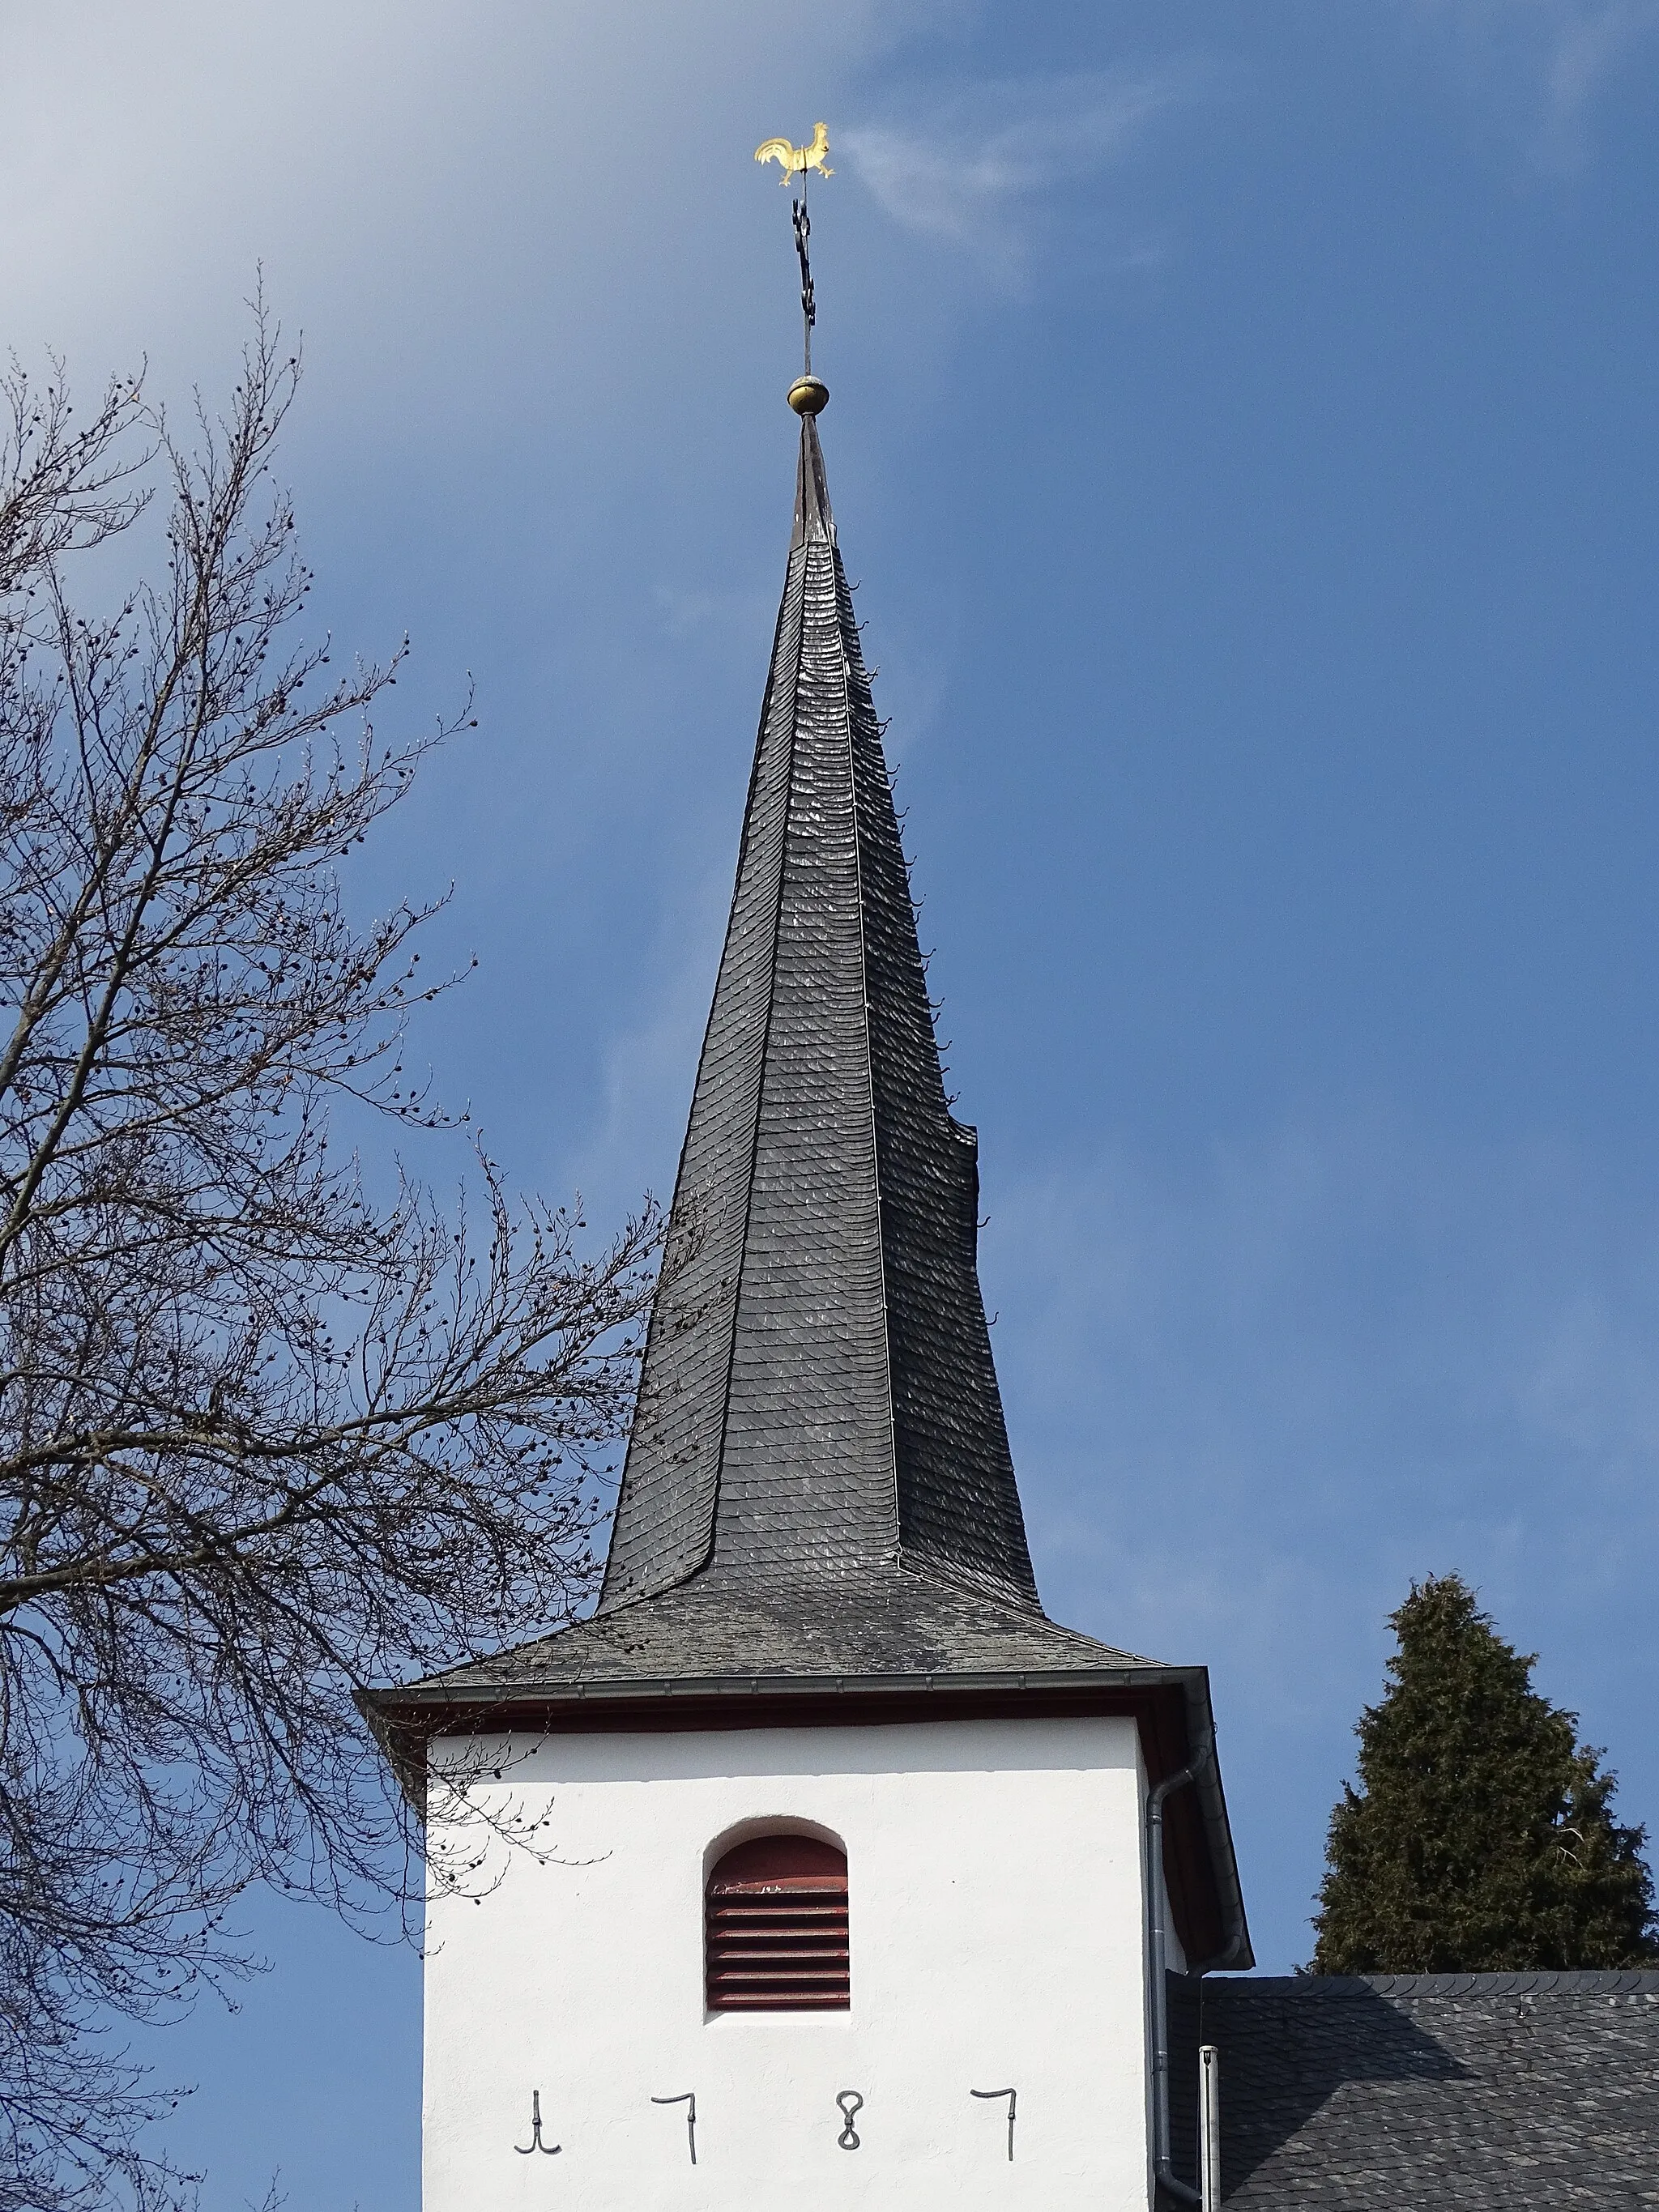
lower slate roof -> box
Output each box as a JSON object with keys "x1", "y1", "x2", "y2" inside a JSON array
[
  {"x1": 405, "y1": 1564, "x2": 1153, "y2": 1691},
  {"x1": 1168, "y1": 1971, "x2": 1659, "y2": 2207}
]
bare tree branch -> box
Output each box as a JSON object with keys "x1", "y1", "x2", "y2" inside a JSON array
[{"x1": 0, "y1": 303, "x2": 661, "y2": 2209}]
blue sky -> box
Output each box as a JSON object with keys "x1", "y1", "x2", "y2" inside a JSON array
[{"x1": 5, "y1": 2, "x2": 1659, "y2": 2203}]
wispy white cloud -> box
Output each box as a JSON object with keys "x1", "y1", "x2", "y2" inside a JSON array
[
  {"x1": 839, "y1": 66, "x2": 1216, "y2": 267},
  {"x1": 1540, "y1": 0, "x2": 1659, "y2": 143},
  {"x1": 992, "y1": 1115, "x2": 1659, "y2": 1617},
  {"x1": 0, "y1": 0, "x2": 915, "y2": 436},
  {"x1": 981, "y1": 1113, "x2": 1659, "y2": 1960},
  {"x1": 1410, "y1": 0, "x2": 1659, "y2": 164},
  {"x1": 556, "y1": 863, "x2": 730, "y2": 1224},
  {"x1": 653, "y1": 582, "x2": 775, "y2": 645}
]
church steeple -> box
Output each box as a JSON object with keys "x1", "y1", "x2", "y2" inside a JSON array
[
  {"x1": 599, "y1": 407, "x2": 1038, "y2": 1619},
  {"x1": 367, "y1": 368, "x2": 1251, "y2": 1988}
]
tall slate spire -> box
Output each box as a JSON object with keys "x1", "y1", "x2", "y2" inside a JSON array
[
  {"x1": 365, "y1": 380, "x2": 1254, "y2": 1978},
  {"x1": 599, "y1": 415, "x2": 1038, "y2": 1618}
]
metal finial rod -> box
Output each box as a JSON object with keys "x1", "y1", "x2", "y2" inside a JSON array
[
  {"x1": 756, "y1": 125, "x2": 833, "y2": 415},
  {"x1": 793, "y1": 191, "x2": 816, "y2": 375}
]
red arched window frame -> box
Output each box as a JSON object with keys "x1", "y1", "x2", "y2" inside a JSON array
[{"x1": 704, "y1": 1833, "x2": 850, "y2": 2012}]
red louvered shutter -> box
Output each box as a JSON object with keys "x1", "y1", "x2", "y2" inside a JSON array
[{"x1": 705, "y1": 1834, "x2": 851, "y2": 2012}]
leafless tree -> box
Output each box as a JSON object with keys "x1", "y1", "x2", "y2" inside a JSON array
[{"x1": 0, "y1": 313, "x2": 661, "y2": 2209}]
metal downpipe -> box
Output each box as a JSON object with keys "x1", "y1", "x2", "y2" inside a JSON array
[{"x1": 1145, "y1": 1733, "x2": 1215, "y2": 2208}]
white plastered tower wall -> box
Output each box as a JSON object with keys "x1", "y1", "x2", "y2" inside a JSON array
[{"x1": 421, "y1": 1713, "x2": 1161, "y2": 2212}]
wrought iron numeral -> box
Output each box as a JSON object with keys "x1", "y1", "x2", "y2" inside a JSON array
[
  {"x1": 514, "y1": 2089, "x2": 561, "y2": 2155},
  {"x1": 971, "y1": 2086, "x2": 1017, "y2": 2161},
  {"x1": 835, "y1": 2089, "x2": 864, "y2": 2150},
  {"x1": 651, "y1": 2091, "x2": 697, "y2": 2166}
]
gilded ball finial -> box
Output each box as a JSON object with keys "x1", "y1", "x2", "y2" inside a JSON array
[{"x1": 787, "y1": 376, "x2": 830, "y2": 416}]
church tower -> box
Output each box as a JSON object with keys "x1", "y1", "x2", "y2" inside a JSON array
[{"x1": 368, "y1": 212, "x2": 1250, "y2": 2209}]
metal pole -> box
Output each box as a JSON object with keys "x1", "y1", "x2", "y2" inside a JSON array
[{"x1": 1198, "y1": 2044, "x2": 1221, "y2": 2212}]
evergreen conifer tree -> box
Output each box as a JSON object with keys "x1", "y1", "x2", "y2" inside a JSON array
[{"x1": 1311, "y1": 1574, "x2": 1657, "y2": 1973}]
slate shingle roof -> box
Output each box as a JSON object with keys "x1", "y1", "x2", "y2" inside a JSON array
[
  {"x1": 1168, "y1": 1971, "x2": 1659, "y2": 2207},
  {"x1": 400, "y1": 1570, "x2": 1154, "y2": 1692},
  {"x1": 599, "y1": 417, "x2": 1038, "y2": 1619}
]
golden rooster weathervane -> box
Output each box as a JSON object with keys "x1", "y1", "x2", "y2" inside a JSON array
[
  {"x1": 755, "y1": 124, "x2": 833, "y2": 414},
  {"x1": 754, "y1": 121, "x2": 833, "y2": 185}
]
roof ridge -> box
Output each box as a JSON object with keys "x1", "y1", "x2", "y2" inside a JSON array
[
  {"x1": 834, "y1": 488, "x2": 903, "y2": 1571},
  {"x1": 1205, "y1": 1970, "x2": 1659, "y2": 1996},
  {"x1": 701, "y1": 514, "x2": 809, "y2": 1596}
]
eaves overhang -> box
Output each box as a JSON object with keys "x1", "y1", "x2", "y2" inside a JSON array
[{"x1": 357, "y1": 1660, "x2": 1252, "y2": 1974}]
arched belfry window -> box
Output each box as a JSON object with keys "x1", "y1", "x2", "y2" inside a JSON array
[{"x1": 705, "y1": 1833, "x2": 850, "y2": 2012}]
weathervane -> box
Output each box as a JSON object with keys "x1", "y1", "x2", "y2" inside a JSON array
[{"x1": 754, "y1": 124, "x2": 833, "y2": 416}]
